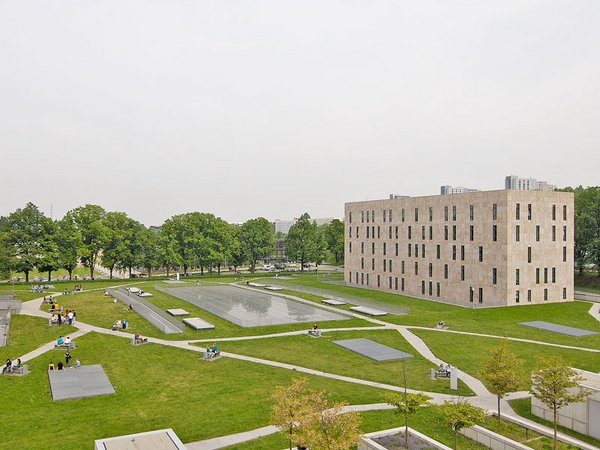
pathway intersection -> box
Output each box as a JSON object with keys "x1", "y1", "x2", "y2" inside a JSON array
[{"x1": 10, "y1": 286, "x2": 600, "y2": 450}]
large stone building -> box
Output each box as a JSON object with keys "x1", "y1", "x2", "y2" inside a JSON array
[{"x1": 344, "y1": 190, "x2": 574, "y2": 308}]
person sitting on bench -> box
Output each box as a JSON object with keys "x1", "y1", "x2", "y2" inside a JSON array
[
  {"x1": 435, "y1": 321, "x2": 447, "y2": 329},
  {"x1": 57, "y1": 336, "x2": 64, "y2": 346},
  {"x1": 64, "y1": 336, "x2": 72, "y2": 347},
  {"x1": 308, "y1": 324, "x2": 321, "y2": 336},
  {"x1": 2, "y1": 358, "x2": 11, "y2": 374},
  {"x1": 112, "y1": 320, "x2": 122, "y2": 331},
  {"x1": 134, "y1": 333, "x2": 147, "y2": 344},
  {"x1": 206, "y1": 344, "x2": 220, "y2": 359}
]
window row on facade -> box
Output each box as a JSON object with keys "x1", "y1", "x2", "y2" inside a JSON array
[{"x1": 349, "y1": 203, "x2": 569, "y2": 224}]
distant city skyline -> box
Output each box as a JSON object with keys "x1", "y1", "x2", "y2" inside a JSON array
[{"x1": 1, "y1": 1, "x2": 598, "y2": 227}]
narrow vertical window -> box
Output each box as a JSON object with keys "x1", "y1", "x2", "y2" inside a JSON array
[
  {"x1": 469, "y1": 287, "x2": 474, "y2": 303},
  {"x1": 383, "y1": 242, "x2": 386, "y2": 256},
  {"x1": 415, "y1": 207, "x2": 419, "y2": 222},
  {"x1": 552, "y1": 267, "x2": 556, "y2": 283},
  {"x1": 516, "y1": 225, "x2": 520, "y2": 242},
  {"x1": 544, "y1": 288, "x2": 548, "y2": 301},
  {"x1": 395, "y1": 243, "x2": 399, "y2": 256},
  {"x1": 436, "y1": 282, "x2": 440, "y2": 297},
  {"x1": 479, "y1": 246, "x2": 483, "y2": 262},
  {"x1": 395, "y1": 226, "x2": 398, "y2": 239},
  {"x1": 515, "y1": 290, "x2": 520, "y2": 303},
  {"x1": 563, "y1": 205, "x2": 567, "y2": 221},
  {"x1": 528, "y1": 247, "x2": 532, "y2": 263},
  {"x1": 452, "y1": 205, "x2": 457, "y2": 221},
  {"x1": 544, "y1": 267, "x2": 548, "y2": 283},
  {"x1": 436, "y1": 244, "x2": 441, "y2": 259},
  {"x1": 563, "y1": 287, "x2": 567, "y2": 300},
  {"x1": 408, "y1": 226, "x2": 411, "y2": 240},
  {"x1": 469, "y1": 205, "x2": 474, "y2": 221},
  {"x1": 492, "y1": 203, "x2": 497, "y2": 220},
  {"x1": 536, "y1": 225, "x2": 540, "y2": 242},
  {"x1": 516, "y1": 268, "x2": 520, "y2": 285},
  {"x1": 460, "y1": 245, "x2": 465, "y2": 261},
  {"x1": 478, "y1": 288, "x2": 483, "y2": 304},
  {"x1": 444, "y1": 264, "x2": 448, "y2": 279},
  {"x1": 452, "y1": 225, "x2": 456, "y2": 241},
  {"x1": 422, "y1": 244, "x2": 426, "y2": 258},
  {"x1": 429, "y1": 263, "x2": 433, "y2": 277},
  {"x1": 402, "y1": 208, "x2": 405, "y2": 222},
  {"x1": 470, "y1": 225, "x2": 474, "y2": 241},
  {"x1": 349, "y1": 242, "x2": 352, "y2": 253},
  {"x1": 429, "y1": 207, "x2": 433, "y2": 222},
  {"x1": 401, "y1": 277, "x2": 404, "y2": 291},
  {"x1": 563, "y1": 226, "x2": 567, "y2": 242},
  {"x1": 422, "y1": 280, "x2": 425, "y2": 295},
  {"x1": 415, "y1": 261, "x2": 419, "y2": 276},
  {"x1": 383, "y1": 210, "x2": 386, "y2": 222},
  {"x1": 452, "y1": 245, "x2": 457, "y2": 261},
  {"x1": 408, "y1": 244, "x2": 411, "y2": 257},
  {"x1": 444, "y1": 225, "x2": 448, "y2": 240},
  {"x1": 528, "y1": 290, "x2": 532, "y2": 302},
  {"x1": 516, "y1": 203, "x2": 520, "y2": 220},
  {"x1": 389, "y1": 209, "x2": 392, "y2": 222},
  {"x1": 552, "y1": 205, "x2": 556, "y2": 221},
  {"x1": 492, "y1": 225, "x2": 497, "y2": 242},
  {"x1": 389, "y1": 226, "x2": 392, "y2": 239},
  {"x1": 552, "y1": 226, "x2": 556, "y2": 242},
  {"x1": 563, "y1": 246, "x2": 567, "y2": 262},
  {"x1": 536, "y1": 268, "x2": 540, "y2": 284},
  {"x1": 422, "y1": 225, "x2": 425, "y2": 240},
  {"x1": 492, "y1": 268, "x2": 497, "y2": 285},
  {"x1": 401, "y1": 260, "x2": 405, "y2": 274},
  {"x1": 444, "y1": 206, "x2": 448, "y2": 221},
  {"x1": 429, "y1": 225, "x2": 433, "y2": 240},
  {"x1": 461, "y1": 265, "x2": 465, "y2": 281},
  {"x1": 527, "y1": 204, "x2": 532, "y2": 220}
]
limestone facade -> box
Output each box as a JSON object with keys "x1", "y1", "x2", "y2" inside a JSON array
[{"x1": 344, "y1": 190, "x2": 574, "y2": 308}]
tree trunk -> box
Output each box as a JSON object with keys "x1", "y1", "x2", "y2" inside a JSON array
[
  {"x1": 201, "y1": 266, "x2": 204, "y2": 275},
  {"x1": 48, "y1": 270, "x2": 52, "y2": 282},
  {"x1": 68, "y1": 269, "x2": 73, "y2": 281},
  {"x1": 405, "y1": 415, "x2": 409, "y2": 448},
  {"x1": 184, "y1": 263, "x2": 188, "y2": 275},
  {"x1": 25, "y1": 270, "x2": 29, "y2": 283},
  {"x1": 454, "y1": 430, "x2": 458, "y2": 450},
  {"x1": 497, "y1": 396, "x2": 501, "y2": 422},
  {"x1": 217, "y1": 263, "x2": 221, "y2": 275},
  {"x1": 553, "y1": 409, "x2": 558, "y2": 450},
  {"x1": 110, "y1": 266, "x2": 113, "y2": 279},
  {"x1": 166, "y1": 266, "x2": 170, "y2": 277},
  {"x1": 129, "y1": 266, "x2": 132, "y2": 278}
]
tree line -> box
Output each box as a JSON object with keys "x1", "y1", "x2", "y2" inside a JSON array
[
  {"x1": 0, "y1": 203, "x2": 345, "y2": 282},
  {"x1": 560, "y1": 186, "x2": 600, "y2": 276}
]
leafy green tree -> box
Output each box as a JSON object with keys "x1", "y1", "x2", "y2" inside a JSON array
[
  {"x1": 102, "y1": 212, "x2": 131, "y2": 278},
  {"x1": 479, "y1": 341, "x2": 523, "y2": 421},
  {"x1": 323, "y1": 219, "x2": 344, "y2": 264},
  {"x1": 0, "y1": 226, "x2": 13, "y2": 279},
  {"x1": 7, "y1": 203, "x2": 49, "y2": 282},
  {"x1": 55, "y1": 216, "x2": 83, "y2": 280},
  {"x1": 139, "y1": 227, "x2": 161, "y2": 276},
  {"x1": 64, "y1": 204, "x2": 108, "y2": 278},
  {"x1": 240, "y1": 217, "x2": 274, "y2": 273},
  {"x1": 439, "y1": 399, "x2": 486, "y2": 450},
  {"x1": 285, "y1": 213, "x2": 324, "y2": 271},
  {"x1": 228, "y1": 226, "x2": 248, "y2": 272},
  {"x1": 384, "y1": 391, "x2": 431, "y2": 446},
  {"x1": 157, "y1": 232, "x2": 179, "y2": 277},
  {"x1": 36, "y1": 219, "x2": 60, "y2": 281},
  {"x1": 272, "y1": 378, "x2": 314, "y2": 450},
  {"x1": 532, "y1": 357, "x2": 591, "y2": 450}
]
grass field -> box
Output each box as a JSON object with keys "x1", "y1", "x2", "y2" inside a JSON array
[
  {"x1": 0, "y1": 315, "x2": 77, "y2": 363},
  {"x1": 272, "y1": 275, "x2": 600, "y2": 349},
  {"x1": 0, "y1": 332, "x2": 392, "y2": 450},
  {"x1": 410, "y1": 329, "x2": 600, "y2": 391},
  {"x1": 216, "y1": 329, "x2": 473, "y2": 396}
]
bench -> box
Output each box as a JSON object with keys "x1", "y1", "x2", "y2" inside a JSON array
[
  {"x1": 430, "y1": 368, "x2": 451, "y2": 379},
  {"x1": 2, "y1": 365, "x2": 28, "y2": 376},
  {"x1": 203, "y1": 350, "x2": 221, "y2": 361},
  {"x1": 55, "y1": 343, "x2": 76, "y2": 350},
  {"x1": 130, "y1": 337, "x2": 148, "y2": 346}
]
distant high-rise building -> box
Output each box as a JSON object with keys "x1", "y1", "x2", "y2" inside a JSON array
[
  {"x1": 505, "y1": 175, "x2": 556, "y2": 192},
  {"x1": 440, "y1": 185, "x2": 480, "y2": 195},
  {"x1": 274, "y1": 219, "x2": 295, "y2": 235}
]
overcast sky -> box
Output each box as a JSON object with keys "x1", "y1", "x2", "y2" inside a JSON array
[{"x1": 1, "y1": 1, "x2": 598, "y2": 226}]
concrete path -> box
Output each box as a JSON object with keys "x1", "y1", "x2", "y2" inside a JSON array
[{"x1": 589, "y1": 303, "x2": 600, "y2": 323}]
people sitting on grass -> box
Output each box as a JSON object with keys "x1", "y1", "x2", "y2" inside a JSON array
[
  {"x1": 308, "y1": 323, "x2": 321, "y2": 336},
  {"x1": 112, "y1": 320, "x2": 122, "y2": 331},
  {"x1": 64, "y1": 336, "x2": 72, "y2": 347},
  {"x1": 57, "y1": 336, "x2": 63, "y2": 346},
  {"x1": 435, "y1": 320, "x2": 447, "y2": 329},
  {"x1": 50, "y1": 314, "x2": 58, "y2": 325},
  {"x1": 48, "y1": 362, "x2": 55, "y2": 371},
  {"x1": 74, "y1": 359, "x2": 81, "y2": 368},
  {"x1": 134, "y1": 333, "x2": 148, "y2": 344},
  {"x1": 57, "y1": 362, "x2": 64, "y2": 370},
  {"x1": 2, "y1": 358, "x2": 11, "y2": 373}
]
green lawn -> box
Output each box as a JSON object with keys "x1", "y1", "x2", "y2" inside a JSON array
[
  {"x1": 0, "y1": 332, "x2": 389, "y2": 449},
  {"x1": 216, "y1": 329, "x2": 473, "y2": 396},
  {"x1": 410, "y1": 330, "x2": 600, "y2": 391},
  {"x1": 0, "y1": 315, "x2": 77, "y2": 362},
  {"x1": 274, "y1": 275, "x2": 600, "y2": 349},
  {"x1": 0, "y1": 289, "x2": 46, "y2": 301},
  {"x1": 510, "y1": 398, "x2": 600, "y2": 448}
]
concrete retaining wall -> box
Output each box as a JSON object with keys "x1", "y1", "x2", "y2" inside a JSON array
[
  {"x1": 460, "y1": 425, "x2": 530, "y2": 450},
  {"x1": 359, "y1": 427, "x2": 452, "y2": 450}
]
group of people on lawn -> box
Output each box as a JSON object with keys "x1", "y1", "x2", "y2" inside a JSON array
[
  {"x1": 50, "y1": 308, "x2": 77, "y2": 326},
  {"x1": 56, "y1": 336, "x2": 74, "y2": 348},
  {"x1": 48, "y1": 350, "x2": 80, "y2": 371}
]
